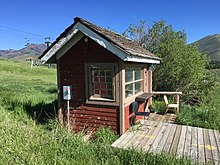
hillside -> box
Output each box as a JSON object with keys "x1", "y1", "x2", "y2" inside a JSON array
[
  {"x1": 195, "y1": 34, "x2": 220, "y2": 61},
  {"x1": 0, "y1": 44, "x2": 46, "y2": 62}
]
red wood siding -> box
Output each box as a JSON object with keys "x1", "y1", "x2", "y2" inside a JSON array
[
  {"x1": 64, "y1": 106, "x2": 119, "y2": 134},
  {"x1": 124, "y1": 102, "x2": 145, "y2": 132},
  {"x1": 59, "y1": 37, "x2": 119, "y2": 107},
  {"x1": 58, "y1": 37, "x2": 120, "y2": 133}
]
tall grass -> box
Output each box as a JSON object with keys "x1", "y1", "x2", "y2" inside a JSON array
[
  {"x1": 176, "y1": 103, "x2": 220, "y2": 131},
  {"x1": 175, "y1": 69, "x2": 220, "y2": 131},
  {"x1": 0, "y1": 59, "x2": 198, "y2": 164}
]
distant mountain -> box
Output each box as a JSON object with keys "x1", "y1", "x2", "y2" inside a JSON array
[
  {"x1": 195, "y1": 34, "x2": 220, "y2": 61},
  {"x1": 0, "y1": 44, "x2": 47, "y2": 62}
]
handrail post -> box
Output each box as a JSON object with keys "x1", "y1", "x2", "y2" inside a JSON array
[{"x1": 176, "y1": 94, "x2": 179, "y2": 105}]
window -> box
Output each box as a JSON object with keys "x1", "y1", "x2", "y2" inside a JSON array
[
  {"x1": 125, "y1": 68, "x2": 143, "y2": 98},
  {"x1": 87, "y1": 64, "x2": 115, "y2": 101}
]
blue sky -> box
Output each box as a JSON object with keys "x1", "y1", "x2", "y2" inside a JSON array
[{"x1": 0, "y1": 0, "x2": 219, "y2": 50}]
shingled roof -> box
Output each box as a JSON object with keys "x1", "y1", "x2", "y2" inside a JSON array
[
  {"x1": 40, "y1": 17, "x2": 160, "y2": 64},
  {"x1": 75, "y1": 17, "x2": 159, "y2": 60}
]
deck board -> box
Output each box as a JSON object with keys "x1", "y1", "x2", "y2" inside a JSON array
[
  {"x1": 154, "y1": 123, "x2": 173, "y2": 153},
  {"x1": 170, "y1": 125, "x2": 182, "y2": 155},
  {"x1": 149, "y1": 122, "x2": 169, "y2": 153},
  {"x1": 209, "y1": 129, "x2": 220, "y2": 165},
  {"x1": 162, "y1": 123, "x2": 177, "y2": 154},
  {"x1": 204, "y1": 128, "x2": 214, "y2": 164},
  {"x1": 136, "y1": 119, "x2": 162, "y2": 150},
  {"x1": 142, "y1": 122, "x2": 164, "y2": 152},
  {"x1": 183, "y1": 126, "x2": 192, "y2": 158},
  {"x1": 176, "y1": 125, "x2": 187, "y2": 158},
  {"x1": 111, "y1": 113, "x2": 220, "y2": 164}
]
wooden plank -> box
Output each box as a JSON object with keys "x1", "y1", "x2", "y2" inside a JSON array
[
  {"x1": 74, "y1": 122, "x2": 117, "y2": 129},
  {"x1": 72, "y1": 110, "x2": 117, "y2": 117},
  {"x1": 148, "y1": 112, "x2": 157, "y2": 121},
  {"x1": 111, "y1": 129, "x2": 132, "y2": 147},
  {"x1": 124, "y1": 120, "x2": 153, "y2": 149},
  {"x1": 190, "y1": 126, "x2": 198, "y2": 163},
  {"x1": 128, "y1": 120, "x2": 154, "y2": 149},
  {"x1": 152, "y1": 91, "x2": 182, "y2": 95},
  {"x1": 183, "y1": 126, "x2": 192, "y2": 158},
  {"x1": 73, "y1": 119, "x2": 116, "y2": 126},
  {"x1": 209, "y1": 129, "x2": 220, "y2": 165},
  {"x1": 214, "y1": 130, "x2": 220, "y2": 165},
  {"x1": 203, "y1": 128, "x2": 214, "y2": 164},
  {"x1": 72, "y1": 117, "x2": 116, "y2": 123},
  {"x1": 136, "y1": 119, "x2": 162, "y2": 150},
  {"x1": 170, "y1": 125, "x2": 182, "y2": 155},
  {"x1": 197, "y1": 127, "x2": 205, "y2": 164},
  {"x1": 149, "y1": 122, "x2": 170, "y2": 153},
  {"x1": 135, "y1": 93, "x2": 153, "y2": 102},
  {"x1": 155, "y1": 123, "x2": 173, "y2": 154},
  {"x1": 176, "y1": 125, "x2": 187, "y2": 158},
  {"x1": 142, "y1": 121, "x2": 164, "y2": 152},
  {"x1": 81, "y1": 106, "x2": 118, "y2": 113},
  {"x1": 162, "y1": 124, "x2": 177, "y2": 154},
  {"x1": 114, "y1": 124, "x2": 141, "y2": 148},
  {"x1": 73, "y1": 114, "x2": 117, "y2": 122}
]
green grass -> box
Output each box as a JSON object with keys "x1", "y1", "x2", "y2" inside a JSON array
[{"x1": 0, "y1": 58, "x2": 198, "y2": 164}]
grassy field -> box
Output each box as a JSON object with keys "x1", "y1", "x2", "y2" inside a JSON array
[{"x1": 0, "y1": 58, "x2": 198, "y2": 164}]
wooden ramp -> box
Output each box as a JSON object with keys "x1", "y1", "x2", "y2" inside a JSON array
[{"x1": 112, "y1": 113, "x2": 220, "y2": 165}]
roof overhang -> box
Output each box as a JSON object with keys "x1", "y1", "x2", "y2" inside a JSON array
[{"x1": 40, "y1": 22, "x2": 160, "y2": 64}]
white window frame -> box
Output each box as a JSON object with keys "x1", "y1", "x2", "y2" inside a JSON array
[
  {"x1": 125, "y1": 67, "x2": 143, "y2": 99},
  {"x1": 85, "y1": 63, "x2": 117, "y2": 103}
]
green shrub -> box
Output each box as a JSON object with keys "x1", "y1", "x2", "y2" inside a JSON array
[{"x1": 176, "y1": 103, "x2": 220, "y2": 131}]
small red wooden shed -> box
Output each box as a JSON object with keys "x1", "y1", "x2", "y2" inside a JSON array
[{"x1": 40, "y1": 17, "x2": 160, "y2": 134}]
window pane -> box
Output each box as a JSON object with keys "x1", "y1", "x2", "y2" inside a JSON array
[
  {"x1": 135, "y1": 81, "x2": 142, "y2": 94},
  {"x1": 93, "y1": 83, "x2": 100, "y2": 89},
  {"x1": 107, "y1": 90, "x2": 112, "y2": 97},
  {"x1": 92, "y1": 70, "x2": 99, "y2": 76},
  {"x1": 101, "y1": 90, "x2": 107, "y2": 97},
  {"x1": 94, "y1": 90, "x2": 99, "y2": 95},
  {"x1": 107, "y1": 83, "x2": 112, "y2": 89},
  {"x1": 100, "y1": 70, "x2": 105, "y2": 76},
  {"x1": 106, "y1": 70, "x2": 112, "y2": 77},
  {"x1": 90, "y1": 66, "x2": 113, "y2": 100},
  {"x1": 101, "y1": 83, "x2": 107, "y2": 89},
  {"x1": 106, "y1": 77, "x2": 112, "y2": 83},
  {"x1": 100, "y1": 76, "x2": 105, "y2": 82},
  {"x1": 93, "y1": 76, "x2": 99, "y2": 82},
  {"x1": 135, "y1": 69, "x2": 142, "y2": 80},
  {"x1": 125, "y1": 84, "x2": 133, "y2": 98},
  {"x1": 125, "y1": 69, "x2": 133, "y2": 83}
]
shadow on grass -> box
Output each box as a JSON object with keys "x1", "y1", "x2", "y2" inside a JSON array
[
  {"x1": 23, "y1": 99, "x2": 58, "y2": 124},
  {"x1": 3, "y1": 98, "x2": 58, "y2": 125}
]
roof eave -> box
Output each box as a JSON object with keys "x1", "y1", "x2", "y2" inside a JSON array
[
  {"x1": 124, "y1": 55, "x2": 160, "y2": 64},
  {"x1": 40, "y1": 18, "x2": 160, "y2": 64}
]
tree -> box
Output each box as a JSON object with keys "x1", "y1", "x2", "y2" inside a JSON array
[{"x1": 124, "y1": 20, "x2": 209, "y2": 104}]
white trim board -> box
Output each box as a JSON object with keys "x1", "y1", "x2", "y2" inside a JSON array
[{"x1": 40, "y1": 22, "x2": 160, "y2": 64}]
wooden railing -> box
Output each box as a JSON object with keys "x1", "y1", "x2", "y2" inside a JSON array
[{"x1": 152, "y1": 91, "x2": 183, "y2": 104}]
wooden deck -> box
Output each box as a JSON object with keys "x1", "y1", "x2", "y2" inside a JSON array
[{"x1": 112, "y1": 113, "x2": 220, "y2": 164}]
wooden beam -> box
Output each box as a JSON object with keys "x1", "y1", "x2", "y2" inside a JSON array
[
  {"x1": 152, "y1": 91, "x2": 183, "y2": 95},
  {"x1": 147, "y1": 70, "x2": 152, "y2": 108},
  {"x1": 119, "y1": 61, "x2": 125, "y2": 134}
]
